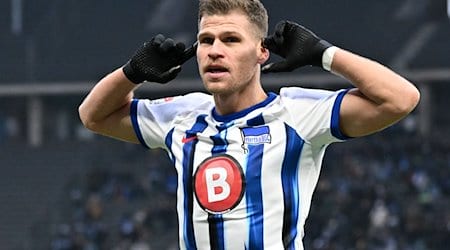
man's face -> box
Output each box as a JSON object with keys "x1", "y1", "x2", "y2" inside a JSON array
[{"x1": 197, "y1": 10, "x2": 267, "y2": 96}]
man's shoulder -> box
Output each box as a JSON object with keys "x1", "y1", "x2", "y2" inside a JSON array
[
  {"x1": 174, "y1": 92, "x2": 213, "y2": 111},
  {"x1": 139, "y1": 92, "x2": 214, "y2": 116},
  {"x1": 279, "y1": 86, "x2": 337, "y2": 101},
  {"x1": 134, "y1": 92, "x2": 214, "y2": 124},
  {"x1": 142, "y1": 92, "x2": 211, "y2": 105}
]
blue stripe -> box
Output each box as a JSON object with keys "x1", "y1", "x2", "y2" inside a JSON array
[
  {"x1": 165, "y1": 128, "x2": 175, "y2": 165},
  {"x1": 331, "y1": 89, "x2": 352, "y2": 140},
  {"x1": 210, "y1": 128, "x2": 228, "y2": 155},
  {"x1": 180, "y1": 115, "x2": 208, "y2": 250},
  {"x1": 245, "y1": 143, "x2": 264, "y2": 249},
  {"x1": 208, "y1": 214, "x2": 225, "y2": 250},
  {"x1": 130, "y1": 99, "x2": 150, "y2": 148},
  {"x1": 246, "y1": 113, "x2": 266, "y2": 127},
  {"x1": 207, "y1": 123, "x2": 230, "y2": 250},
  {"x1": 281, "y1": 124, "x2": 304, "y2": 249},
  {"x1": 244, "y1": 114, "x2": 266, "y2": 249}
]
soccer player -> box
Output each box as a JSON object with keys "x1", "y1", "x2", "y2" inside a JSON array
[{"x1": 78, "y1": 0, "x2": 420, "y2": 249}]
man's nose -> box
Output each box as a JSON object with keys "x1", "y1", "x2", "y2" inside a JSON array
[{"x1": 208, "y1": 41, "x2": 225, "y2": 59}]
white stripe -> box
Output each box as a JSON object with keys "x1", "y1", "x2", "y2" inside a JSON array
[
  {"x1": 297, "y1": 143, "x2": 328, "y2": 240},
  {"x1": 261, "y1": 122, "x2": 287, "y2": 248}
]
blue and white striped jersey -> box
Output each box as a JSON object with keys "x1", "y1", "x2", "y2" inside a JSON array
[{"x1": 130, "y1": 87, "x2": 349, "y2": 250}]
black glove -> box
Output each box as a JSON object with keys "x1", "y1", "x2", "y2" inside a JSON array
[
  {"x1": 262, "y1": 20, "x2": 332, "y2": 73},
  {"x1": 123, "y1": 34, "x2": 197, "y2": 84}
]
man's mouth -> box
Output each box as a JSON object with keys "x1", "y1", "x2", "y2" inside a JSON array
[{"x1": 206, "y1": 65, "x2": 229, "y2": 74}]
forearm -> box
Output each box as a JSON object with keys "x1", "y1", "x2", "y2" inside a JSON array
[
  {"x1": 330, "y1": 48, "x2": 420, "y2": 114},
  {"x1": 79, "y1": 68, "x2": 138, "y2": 128},
  {"x1": 263, "y1": 20, "x2": 420, "y2": 136}
]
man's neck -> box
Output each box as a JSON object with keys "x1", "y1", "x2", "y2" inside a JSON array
[{"x1": 213, "y1": 87, "x2": 267, "y2": 116}]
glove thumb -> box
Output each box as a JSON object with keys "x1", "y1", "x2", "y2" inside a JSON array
[
  {"x1": 180, "y1": 42, "x2": 198, "y2": 64},
  {"x1": 158, "y1": 65, "x2": 182, "y2": 84},
  {"x1": 261, "y1": 61, "x2": 294, "y2": 73}
]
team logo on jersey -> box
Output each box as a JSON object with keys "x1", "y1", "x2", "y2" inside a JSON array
[
  {"x1": 240, "y1": 126, "x2": 271, "y2": 153},
  {"x1": 193, "y1": 154, "x2": 245, "y2": 214},
  {"x1": 241, "y1": 126, "x2": 271, "y2": 145}
]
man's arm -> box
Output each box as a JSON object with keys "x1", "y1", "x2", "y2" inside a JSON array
[
  {"x1": 263, "y1": 20, "x2": 420, "y2": 137},
  {"x1": 78, "y1": 68, "x2": 139, "y2": 143},
  {"x1": 331, "y1": 48, "x2": 420, "y2": 137},
  {"x1": 78, "y1": 34, "x2": 197, "y2": 143}
]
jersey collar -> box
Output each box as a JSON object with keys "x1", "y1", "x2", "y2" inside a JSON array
[{"x1": 212, "y1": 92, "x2": 277, "y2": 123}]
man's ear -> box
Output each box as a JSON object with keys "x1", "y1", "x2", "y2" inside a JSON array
[{"x1": 258, "y1": 42, "x2": 270, "y2": 64}]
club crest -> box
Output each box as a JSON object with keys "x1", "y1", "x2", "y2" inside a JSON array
[{"x1": 240, "y1": 126, "x2": 271, "y2": 153}]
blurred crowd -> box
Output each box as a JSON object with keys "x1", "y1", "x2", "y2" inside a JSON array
[
  {"x1": 50, "y1": 149, "x2": 179, "y2": 250},
  {"x1": 49, "y1": 124, "x2": 450, "y2": 250},
  {"x1": 304, "y1": 124, "x2": 450, "y2": 250}
]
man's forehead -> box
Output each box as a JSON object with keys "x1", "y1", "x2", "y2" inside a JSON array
[
  {"x1": 198, "y1": 11, "x2": 254, "y2": 36},
  {"x1": 200, "y1": 12, "x2": 249, "y2": 27}
]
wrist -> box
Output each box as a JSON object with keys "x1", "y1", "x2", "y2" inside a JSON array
[
  {"x1": 311, "y1": 39, "x2": 332, "y2": 67},
  {"x1": 122, "y1": 62, "x2": 144, "y2": 84},
  {"x1": 322, "y1": 46, "x2": 338, "y2": 71}
]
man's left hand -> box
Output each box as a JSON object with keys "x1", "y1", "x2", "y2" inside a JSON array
[{"x1": 262, "y1": 20, "x2": 332, "y2": 73}]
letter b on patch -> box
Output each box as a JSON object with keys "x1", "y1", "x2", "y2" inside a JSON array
[
  {"x1": 194, "y1": 155, "x2": 245, "y2": 214},
  {"x1": 205, "y1": 167, "x2": 231, "y2": 202}
]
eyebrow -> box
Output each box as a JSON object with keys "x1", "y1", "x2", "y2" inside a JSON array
[{"x1": 197, "y1": 30, "x2": 241, "y2": 39}]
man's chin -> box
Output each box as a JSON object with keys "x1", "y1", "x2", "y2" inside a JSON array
[
  {"x1": 204, "y1": 83, "x2": 233, "y2": 95},
  {"x1": 204, "y1": 80, "x2": 225, "y2": 90}
]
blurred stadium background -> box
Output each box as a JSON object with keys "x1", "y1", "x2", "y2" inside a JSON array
[{"x1": 0, "y1": 0, "x2": 449, "y2": 249}]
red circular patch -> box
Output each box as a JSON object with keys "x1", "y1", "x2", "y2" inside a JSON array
[{"x1": 194, "y1": 154, "x2": 245, "y2": 214}]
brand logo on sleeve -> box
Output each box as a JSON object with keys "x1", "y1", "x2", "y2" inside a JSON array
[
  {"x1": 148, "y1": 96, "x2": 176, "y2": 104},
  {"x1": 193, "y1": 154, "x2": 245, "y2": 214}
]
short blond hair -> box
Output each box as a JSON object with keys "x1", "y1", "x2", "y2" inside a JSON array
[{"x1": 198, "y1": 0, "x2": 269, "y2": 38}]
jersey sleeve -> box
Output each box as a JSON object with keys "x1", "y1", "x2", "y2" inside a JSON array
[
  {"x1": 130, "y1": 92, "x2": 213, "y2": 149},
  {"x1": 279, "y1": 86, "x2": 351, "y2": 146}
]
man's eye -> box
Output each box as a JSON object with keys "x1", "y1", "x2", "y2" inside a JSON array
[
  {"x1": 224, "y1": 37, "x2": 239, "y2": 43},
  {"x1": 200, "y1": 37, "x2": 214, "y2": 44}
]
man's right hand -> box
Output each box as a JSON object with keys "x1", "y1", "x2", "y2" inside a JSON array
[{"x1": 123, "y1": 34, "x2": 197, "y2": 84}]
